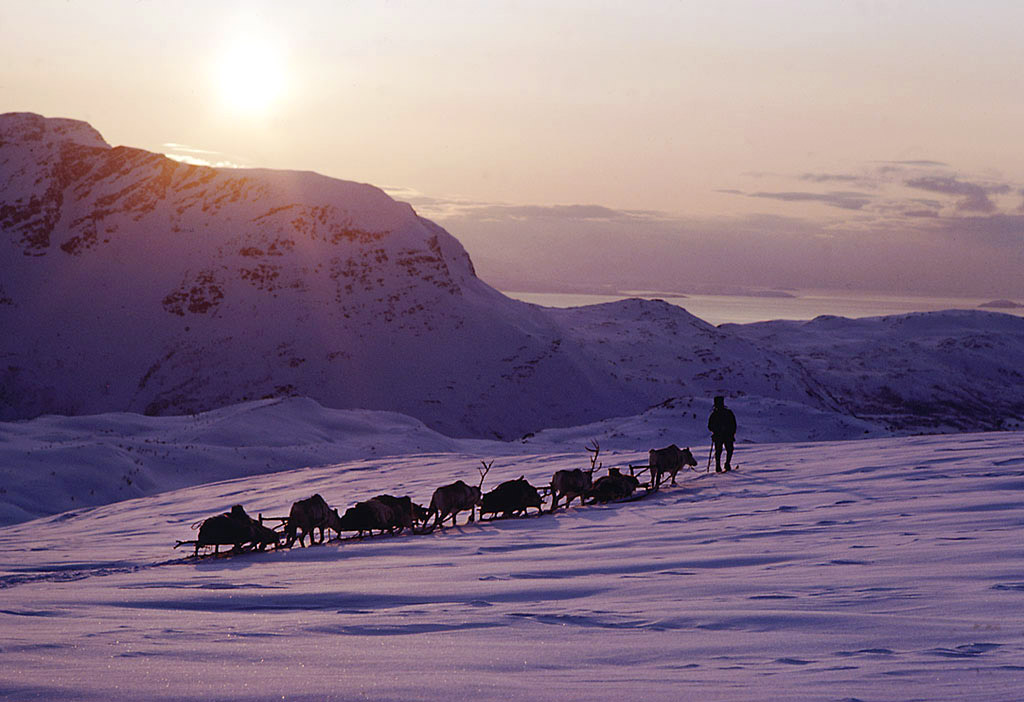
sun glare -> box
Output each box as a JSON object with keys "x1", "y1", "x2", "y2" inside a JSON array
[{"x1": 214, "y1": 35, "x2": 286, "y2": 116}]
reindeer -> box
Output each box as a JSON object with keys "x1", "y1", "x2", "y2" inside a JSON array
[
  {"x1": 192, "y1": 505, "x2": 280, "y2": 556},
  {"x1": 480, "y1": 476, "x2": 543, "y2": 519},
  {"x1": 425, "y1": 461, "x2": 489, "y2": 530},
  {"x1": 648, "y1": 444, "x2": 698, "y2": 490},
  {"x1": 550, "y1": 440, "x2": 600, "y2": 511},
  {"x1": 336, "y1": 498, "x2": 395, "y2": 537},
  {"x1": 372, "y1": 494, "x2": 426, "y2": 535},
  {"x1": 283, "y1": 494, "x2": 342, "y2": 547},
  {"x1": 586, "y1": 468, "x2": 641, "y2": 503}
]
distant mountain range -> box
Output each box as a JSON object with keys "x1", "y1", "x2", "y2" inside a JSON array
[
  {"x1": 727, "y1": 311, "x2": 1024, "y2": 432},
  {"x1": 3, "y1": 112, "x2": 1023, "y2": 438}
]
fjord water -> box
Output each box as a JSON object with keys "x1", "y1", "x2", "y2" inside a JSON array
[{"x1": 504, "y1": 289, "x2": 1024, "y2": 325}]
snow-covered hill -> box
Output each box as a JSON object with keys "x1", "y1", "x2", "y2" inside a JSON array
[
  {"x1": 543, "y1": 299, "x2": 843, "y2": 413},
  {"x1": 525, "y1": 394, "x2": 883, "y2": 450},
  {"x1": 0, "y1": 397, "x2": 476, "y2": 525},
  {"x1": 728, "y1": 311, "x2": 1024, "y2": 433},
  {"x1": 1, "y1": 427, "x2": 1022, "y2": 701}
]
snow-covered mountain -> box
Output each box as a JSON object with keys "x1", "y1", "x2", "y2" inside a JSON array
[
  {"x1": 0, "y1": 112, "x2": 837, "y2": 438},
  {"x1": 0, "y1": 113, "x2": 616, "y2": 437},
  {"x1": 3, "y1": 113, "x2": 1024, "y2": 441},
  {"x1": 728, "y1": 311, "x2": 1024, "y2": 433}
]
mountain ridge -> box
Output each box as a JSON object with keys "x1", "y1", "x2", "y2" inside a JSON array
[
  {"x1": 3, "y1": 113, "x2": 1023, "y2": 439},
  {"x1": 5, "y1": 113, "x2": 798, "y2": 437}
]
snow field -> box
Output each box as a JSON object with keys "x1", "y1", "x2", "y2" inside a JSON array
[
  {"x1": 2, "y1": 432, "x2": 1023, "y2": 700},
  {"x1": 0, "y1": 395, "x2": 882, "y2": 528}
]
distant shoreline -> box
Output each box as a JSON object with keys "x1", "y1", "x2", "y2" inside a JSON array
[
  {"x1": 979, "y1": 299, "x2": 1022, "y2": 309},
  {"x1": 501, "y1": 288, "x2": 1024, "y2": 326}
]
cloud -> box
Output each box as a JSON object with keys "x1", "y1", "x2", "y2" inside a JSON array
[
  {"x1": 935, "y1": 213, "x2": 1024, "y2": 248},
  {"x1": 869, "y1": 197, "x2": 943, "y2": 219},
  {"x1": 740, "y1": 190, "x2": 874, "y2": 211},
  {"x1": 752, "y1": 162, "x2": 1023, "y2": 224},
  {"x1": 387, "y1": 189, "x2": 666, "y2": 223},
  {"x1": 163, "y1": 143, "x2": 219, "y2": 155},
  {"x1": 422, "y1": 190, "x2": 1024, "y2": 297},
  {"x1": 440, "y1": 202, "x2": 1023, "y2": 297},
  {"x1": 904, "y1": 175, "x2": 1006, "y2": 213},
  {"x1": 161, "y1": 143, "x2": 247, "y2": 169},
  {"x1": 877, "y1": 159, "x2": 950, "y2": 167},
  {"x1": 391, "y1": 157, "x2": 1024, "y2": 298},
  {"x1": 798, "y1": 173, "x2": 864, "y2": 184},
  {"x1": 463, "y1": 203, "x2": 655, "y2": 222},
  {"x1": 382, "y1": 187, "x2": 493, "y2": 220}
]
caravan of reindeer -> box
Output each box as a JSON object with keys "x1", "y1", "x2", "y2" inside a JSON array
[{"x1": 175, "y1": 441, "x2": 704, "y2": 557}]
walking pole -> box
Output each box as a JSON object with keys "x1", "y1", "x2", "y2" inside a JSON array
[{"x1": 706, "y1": 441, "x2": 714, "y2": 473}]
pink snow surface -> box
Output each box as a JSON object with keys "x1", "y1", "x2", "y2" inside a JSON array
[{"x1": 1, "y1": 430, "x2": 1023, "y2": 700}]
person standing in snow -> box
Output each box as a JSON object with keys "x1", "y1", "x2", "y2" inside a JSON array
[{"x1": 708, "y1": 395, "x2": 737, "y2": 472}]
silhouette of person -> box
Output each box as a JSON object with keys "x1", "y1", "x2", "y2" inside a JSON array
[{"x1": 708, "y1": 395, "x2": 736, "y2": 472}]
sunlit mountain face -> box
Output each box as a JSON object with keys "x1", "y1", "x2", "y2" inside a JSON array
[{"x1": 3, "y1": 114, "x2": 1023, "y2": 444}]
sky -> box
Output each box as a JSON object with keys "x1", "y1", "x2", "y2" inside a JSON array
[{"x1": 2, "y1": 0, "x2": 1023, "y2": 297}]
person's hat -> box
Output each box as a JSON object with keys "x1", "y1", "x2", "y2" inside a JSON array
[{"x1": 713, "y1": 395, "x2": 725, "y2": 406}]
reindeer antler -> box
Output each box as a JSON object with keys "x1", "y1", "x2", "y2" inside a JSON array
[
  {"x1": 585, "y1": 439, "x2": 602, "y2": 472},
  {"x1": 478, "y1": 460, "x2": 493, "y2": 490}
]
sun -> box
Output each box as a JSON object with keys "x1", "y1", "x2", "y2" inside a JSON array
[{"x1": 214, "y1": 35, "x2": 287, "y2": 116}]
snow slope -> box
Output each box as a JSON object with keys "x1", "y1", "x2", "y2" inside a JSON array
[
  {"x1": 0, "y1": 397, "x2": 477, "y2": 525},
  {"x1": 1, "y1": 429, "x2": 1022, "y2": 701},
  {"x1": 0, "y1": 393, "x2": 888, "y2": 527},
  {"x1": 525, "y1": 394, "x2": 883, "y2": 451}
]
